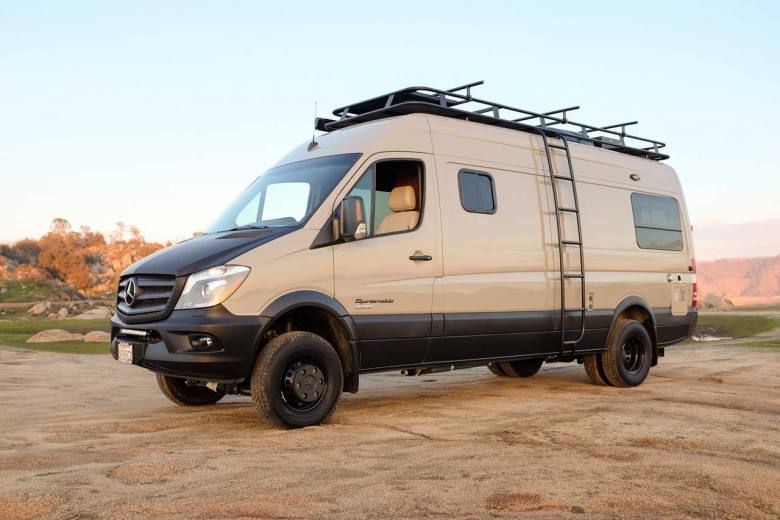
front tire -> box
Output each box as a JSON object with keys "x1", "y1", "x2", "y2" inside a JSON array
[
  {"x1": 251, "y1": 331, "x2": 343, "y2": 428},
  {"x1": 601, "y1": 319, "x2": 653, "y2": 387},
  {"x1": 156, "y1": 373, "x2": 225, "y2": 406}
]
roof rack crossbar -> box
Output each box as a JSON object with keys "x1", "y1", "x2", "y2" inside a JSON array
[
  {"x1": 514, "y1": 105, "x2": 580, "y2": 124},
  {"x1": 326, "y1": 83, "x2": 668, "y2": 160}
]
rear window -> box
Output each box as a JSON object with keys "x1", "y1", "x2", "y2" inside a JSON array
[{"x1": 631, "y1": 193, "x2": 684, "y2": 251}]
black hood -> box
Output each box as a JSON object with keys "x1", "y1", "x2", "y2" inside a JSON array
[{"x1": 121, "y1": 227, "x2": 295, "y2": 278}]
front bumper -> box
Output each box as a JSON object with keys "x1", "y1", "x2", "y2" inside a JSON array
[{"x1": 110, "y1": 305, "x2": 268, "y2": 382}]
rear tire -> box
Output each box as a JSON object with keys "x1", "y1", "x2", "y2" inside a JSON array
[
  {"x1": 251, "y1": 331, "x2": 343, "y2": 428},
  {"x1": 156, "y1": 373, "x2": 225, "y2": 406},
  {"x1": 488, "y1": 363, "x2": 509, "y2": 377},
  {"x1": 584, "y1": 353, "x2": 611, "y2": 386},
  {"x1": 499, "y1": 358, "x2": 545, "y2": 378},
  {"x1": 601, "y1": 319, "x2": 653, "y2": 387}
]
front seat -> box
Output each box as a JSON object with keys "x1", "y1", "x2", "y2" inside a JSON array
[{"x1": 377, "y1": 186, "x2": 420, "y2": 234}]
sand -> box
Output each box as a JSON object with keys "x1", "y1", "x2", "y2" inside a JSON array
[{"x1": 0, "y1": 341, "x2": 778, "y2": 519}]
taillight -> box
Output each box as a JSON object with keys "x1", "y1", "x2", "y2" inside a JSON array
[{"x1": 692, "y1": 282, "x2": 698, "y2": 308}]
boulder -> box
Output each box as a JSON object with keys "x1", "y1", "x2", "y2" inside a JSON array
[
  {"x1": 28, "y1": 302, "x2": 50, "y2": 316},
  {"x1": 73, "y1": 306, "x2": 112, "y2": 320},
  {"x1": 26, "y1": 329, "x2": 85, "y2": 343},
  {"x1": 56, "y1": 307, "x2": 69, "y2": 319},
  {"x1": 47, "y1": 312, "x2": 58, "y2": 319},
  {"x1": 84, "y1": 331, "x2": 111, "y2": 343}
]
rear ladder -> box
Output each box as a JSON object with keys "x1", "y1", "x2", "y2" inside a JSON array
[{"x1": 540, "y1": 134, "x2": 586, "y2": 351}]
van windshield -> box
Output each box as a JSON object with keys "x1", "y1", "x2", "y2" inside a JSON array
[{"x1": 206, "y1": 153, "x2": 361, "y2": 233}]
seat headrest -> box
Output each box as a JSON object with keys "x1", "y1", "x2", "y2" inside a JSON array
[{"x1": 388, "y1": 186, "x2": 416, "y2": 212}]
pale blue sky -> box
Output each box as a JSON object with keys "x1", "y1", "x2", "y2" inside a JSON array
[{"x1": 1, "y1": 1, "x2": 778, "y2": 243}]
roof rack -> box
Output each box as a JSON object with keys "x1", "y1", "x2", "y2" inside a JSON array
[{"x1": 316, "y1": 81, "x2": 668, "y2": 161}]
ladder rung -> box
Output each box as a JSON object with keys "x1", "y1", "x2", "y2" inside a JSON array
[
  {"x1": 561, "y1": 240, "x2": 582, "y2": 245},
  {"x1": 554, "y1": 175, "x2": 574, "y2": 180},
  {"x1": 549, "y1": 144, "x2": 568, "y2": 150},
  {"x1": 563, "y1": 339, "x2": 580, "y2": 345},
  {"x1": 558, "y1": 207, "x2": 578, "y2": 212},
  {"x1": 564, "y1": 308, "x2": 586, "y2": 312},
  {"x1": 564, "y1": 274, "x2": 584, "y2": 279}
]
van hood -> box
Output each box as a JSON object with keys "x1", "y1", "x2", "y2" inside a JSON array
[{"x1": 121, "y1": 227, "x2": 295, "y2": 278}]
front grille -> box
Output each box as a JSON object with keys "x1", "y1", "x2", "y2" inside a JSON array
[{"x1": 116, "y1": 275, "x2": 181, "y2": 323}]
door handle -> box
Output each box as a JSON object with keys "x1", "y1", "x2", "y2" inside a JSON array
[
  {"x1": 666, "y1": 273, "x2": 682, "y2": 283},
  {"x1": 409, "y1": 253, "x2": 432, "y2": 261}
]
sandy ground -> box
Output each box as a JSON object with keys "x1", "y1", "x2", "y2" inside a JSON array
[{"x1": 1, "y1": 340, "x2": 779, "y2": 520}]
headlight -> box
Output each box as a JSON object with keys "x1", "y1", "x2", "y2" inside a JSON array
[{"x1": 174, "y1": 265, "x2": 250, "y2": 310}]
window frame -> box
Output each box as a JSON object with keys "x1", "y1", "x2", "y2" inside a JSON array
[
  {"x1": 343, "y1": 158, "x2": 426, "y2": 241},
  {"x1": 458, "y1": 168, "x2": 497, "y2": 215},
  {"x1": 630, "y1": 192, "x2": 685, "y2": 252}
]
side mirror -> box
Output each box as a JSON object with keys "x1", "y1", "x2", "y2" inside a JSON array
[{"x1": 339, "y1": 196, "x2": 367, "y2": 241}]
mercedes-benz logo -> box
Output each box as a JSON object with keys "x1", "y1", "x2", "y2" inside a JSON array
[{"x1": 125, "y1": 278, "x2": 137, "y2": 307}]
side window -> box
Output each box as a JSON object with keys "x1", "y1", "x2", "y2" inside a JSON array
[
  {"x1": 631, "y1": 192, "x2": 684, "y2": 251},
  {"x1": 345, "y1": 160, "x2": 423, "y2": 238},
  {"x1": 459, "y1": 169, "x2": 496, "y2": 214}
]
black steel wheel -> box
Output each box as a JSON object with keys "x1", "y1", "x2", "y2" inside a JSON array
[
  {"x1": 156, "y1": 373, "x2": 225, "y2": 406},
  {"x1": 281, "y1": 359, "x2": 328, "y2": 412},
  {"x1": 601, "y1": 319, "x2": 653, "y2": 387},
  {"x1": 251, "y1": 331, "x2": 343, "y2": 428},
  {"x1": 499, "y1": 358, "x2": 545, "y2": 378}
]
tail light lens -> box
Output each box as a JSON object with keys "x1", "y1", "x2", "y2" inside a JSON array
[{"x1": 692, "y1": 282, "x2": 698, "y2": 308}]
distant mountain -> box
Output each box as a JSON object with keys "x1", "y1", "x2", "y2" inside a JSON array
[
  {"x1": 694, "y1": 219, "x2": 780, "y2": 261},
  {"x1": 698, "y1": 255, "x2": 780, "y2": 306}
]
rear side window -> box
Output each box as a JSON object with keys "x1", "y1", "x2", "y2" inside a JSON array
[
  {"x1": 459, "y1": 169, "x2": 496, "y2": 214},
  {"x1": 631, "y1": 193, "x2": 684, "y2": 251}
]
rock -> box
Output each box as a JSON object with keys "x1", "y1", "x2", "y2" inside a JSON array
[
  {"x1": 73, "y1": 306, "x2": 112, "y2": 320},
  {"x1": 84, "y1": 331, "x2": 111, "y2": 343},
  {"x1": 57, "y1": 307, "x2": 69, "y2": 319},
  {"x1": 26, "y1": 329, "x2": 85, "y2": 343},
  {"x1": 47, "y1": 312, "x2": 58, "y2": 319},
  {"x1": 28, "y1": 302, "x2": 49, "y2": 316}
]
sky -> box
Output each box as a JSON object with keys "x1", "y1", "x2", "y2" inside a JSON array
[{"x1": 1, "y1": 0, "x2": 779, "y2": 244}]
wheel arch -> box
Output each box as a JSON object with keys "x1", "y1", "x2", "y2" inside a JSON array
[
  {"x1": 258, "y1": 291, "x2": 359, "y2": 392},
  {"x1": 610, "y1": 295, "x2": 659, "y2": 366}
]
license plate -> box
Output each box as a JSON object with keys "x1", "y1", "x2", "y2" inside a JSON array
[{"x1": 117, "y1": 342, "x2": 134, "y2": 364}]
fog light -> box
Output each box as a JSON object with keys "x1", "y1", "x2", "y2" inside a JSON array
[{"x1": 190, "y1": 334, "x2": 217, "y2": 351}]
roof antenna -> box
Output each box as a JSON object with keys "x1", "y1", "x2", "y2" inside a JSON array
[{"x1": 308, "y1": 101, "x2": 319, "y2": 151}]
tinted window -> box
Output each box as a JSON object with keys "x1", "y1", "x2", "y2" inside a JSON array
[
  {"x1": 631, "y1": 193, "x2": 684, "y2": 251},
  {"x1": 459, "y1": 170, "x2": 496, "y2": 213}
]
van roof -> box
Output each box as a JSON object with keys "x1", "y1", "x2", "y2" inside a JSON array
[{"x1": 316, "y1": 82, "x2": 669, "y2": 161}]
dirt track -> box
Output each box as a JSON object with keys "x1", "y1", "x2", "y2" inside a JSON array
[{"x1": 1, "y1": 340, "x2": 779, "y2": 519}]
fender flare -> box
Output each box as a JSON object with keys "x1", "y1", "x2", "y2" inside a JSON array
[
  {"x1": 611, "y1": 296, "x2": 656, "y2": 329},
  {"x1": 260, "y1": 290, "x2": 356, "y2": 341},
  {"x1": 610, "y1": 295, "x2": 658, "y2": 351}
]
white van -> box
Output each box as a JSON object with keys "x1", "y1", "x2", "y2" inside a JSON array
[{"x1": 111, "y1": 82, "x2": 697, "y2": 428}]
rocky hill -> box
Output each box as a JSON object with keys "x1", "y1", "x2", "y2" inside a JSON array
[
  {"x1": 0, "y1": 219, "x2": 165, "y2": 301},
  {"x1": 698, "y1": 255, "x2": 780, "y2": 306}
]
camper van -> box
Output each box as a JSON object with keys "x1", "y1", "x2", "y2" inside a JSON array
[{"x1": 111, "y1": 82, "x2": 697, "y2": 428}]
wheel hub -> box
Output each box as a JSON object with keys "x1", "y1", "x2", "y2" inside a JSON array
[
  {"x1": 621, "y1": 338, "x2": 643, "y2": 373},
  {"x1": 283, "y1": 361, "x2": 326, "y2": 405}
]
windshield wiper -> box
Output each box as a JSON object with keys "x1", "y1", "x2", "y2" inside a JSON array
[{"x1": 223, "y1": 224, "x2": 270, "y2": 232}]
